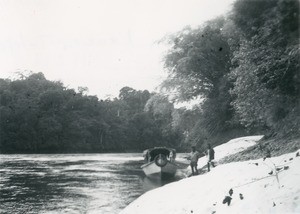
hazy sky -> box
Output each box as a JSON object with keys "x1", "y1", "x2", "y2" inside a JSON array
[{"x1": 0, "y1": 0, "x2": 234, "y2": 99}]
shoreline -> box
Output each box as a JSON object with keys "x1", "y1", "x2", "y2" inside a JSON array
[{"x1": 121, "y1": 136, "x2": 300, "y2": 214}]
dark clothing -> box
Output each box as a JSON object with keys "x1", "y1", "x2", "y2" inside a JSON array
[
  {"x1": 207, "y1": 148, "x2": 215, "y2": 172},
  {"x1": 190, "y1": 162, "x2": 197, "y2": 167},
  {"x1": 208, "y1": 148, "x2": 215, "y2": 161}
]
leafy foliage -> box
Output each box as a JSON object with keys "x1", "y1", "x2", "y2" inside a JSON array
[
  {"x1": 0, "y1": 73, "x2": 182, "y2": 153},
  {"x1": 163, "y1": 17, "x2": 231, "y2": 100},
  {"x1": 161, "y1": 0, "x2": 299, "y2": 146},
  {"x1": 162, "y1": 17, "x2": 245, "y2": 145},
  {"x1": 1, "y1": 1, "x2": 298, "y2": 153},
  {"x1": 230, "y1": 0, "x2": 300, "y2": 134}
]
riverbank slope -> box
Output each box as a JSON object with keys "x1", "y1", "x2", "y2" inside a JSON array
[{"x1": 121, "y1": 136, "x2": 300, "y2": 214}]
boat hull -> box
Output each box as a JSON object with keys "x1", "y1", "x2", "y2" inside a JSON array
[{"x1": 141, "y1": 161, "x2": 178, "y2": 179}]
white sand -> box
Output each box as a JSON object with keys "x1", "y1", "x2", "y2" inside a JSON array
[{"x1": 121, "y1": 136, "x2": 300, "y2": 214}]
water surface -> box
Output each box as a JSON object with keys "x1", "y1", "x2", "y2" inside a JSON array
[{"x1": 0, "y1": 154, "x2": 185, "y2": 214}]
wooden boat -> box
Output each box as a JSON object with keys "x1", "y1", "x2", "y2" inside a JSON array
[{"x1": 141, "y1": 147, "x2": 178, "y2": 179}]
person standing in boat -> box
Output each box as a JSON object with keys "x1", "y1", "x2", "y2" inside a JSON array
[
  {"x1": 189, "y1": 146, "x2": 200, "y2": 175},
  {"x1": 169, "y1": 149, "x2": 175, "y2": 162}
]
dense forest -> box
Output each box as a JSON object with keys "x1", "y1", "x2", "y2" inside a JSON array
[
  {"x1": 0, "y1": 0, "x2": 299, "y2": 153},
  {"x1": 161, "y1": 0, "x2": 299, "y2": 149},
  {"x1": 0, "y1": 72, "x2": 189, "y2": 153}
]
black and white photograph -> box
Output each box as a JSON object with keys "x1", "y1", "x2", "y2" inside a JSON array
[{"x1": 0, "y1": 0, "x2": 299, "y2": 213}]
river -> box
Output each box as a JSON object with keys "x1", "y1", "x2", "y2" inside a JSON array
[{"x1": 0, "y1": 153, "x2": 187, "y2": 214}]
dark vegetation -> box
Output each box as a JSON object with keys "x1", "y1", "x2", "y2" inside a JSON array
[
  {"x1": 0, "y1": 73, "x2": 184, "y2": 153},
  {"x1": 161, "y1": 0, "x2": 299, "y2": 151},
  {"x1": 0, "y1": 0, "x2": 299, "y2": 154}
]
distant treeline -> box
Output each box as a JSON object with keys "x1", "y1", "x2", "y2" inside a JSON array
[
  {"x1": 0, "y1": 0, "x2": 299, "y2": 154},
  {"x1": 0, "y1": 73, "x2": 190, "y2": 153}
]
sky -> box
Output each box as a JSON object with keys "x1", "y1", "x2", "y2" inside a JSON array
[{"x1": 0, "y1": 0, "x2": 235, "y2": 99}]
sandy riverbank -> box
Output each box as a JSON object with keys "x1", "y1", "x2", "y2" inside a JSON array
[{"x1": 121, "y1": 136, "x2": 300, "y2": 213}]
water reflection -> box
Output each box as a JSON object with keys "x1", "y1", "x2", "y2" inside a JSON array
[
  {"x1": 0, "y1": 154, "x2": 187, "y2": 214},
  {"x1": 141, "y1": 176, "x2": 177, "y2": 192}
]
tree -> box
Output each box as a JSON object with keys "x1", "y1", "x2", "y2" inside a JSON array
[
  {"x1": 230, "y1": 0, "x2": 300, "y2": 134},
  {"x1": 144, "y1": 93, "x2": 183, "y2": 148},
  {"x1": 119, "y1": 86, "x2": 150, "y2": 116},
  {"x1": 162, "y1": 17, "x2": 231, "y2": 100},
  {"x1": 161, "y1": 17, "x2": 244, "y2": 144}
]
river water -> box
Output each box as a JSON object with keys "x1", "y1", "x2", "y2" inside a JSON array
[{"x1": 0, "y1": 153, "x2": 186, "y2": 214}]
